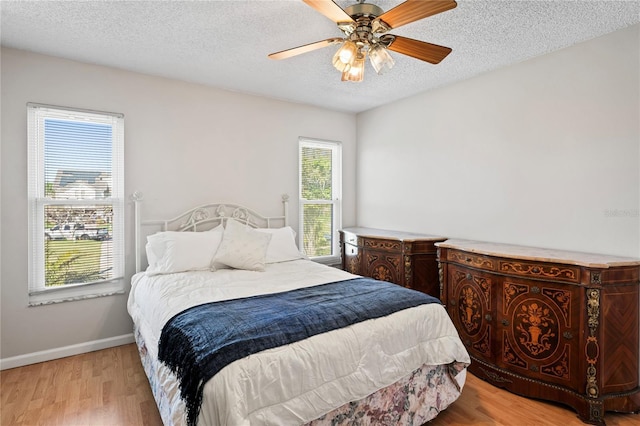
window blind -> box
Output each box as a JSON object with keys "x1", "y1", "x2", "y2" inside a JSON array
[
  {"x1": 27, "y1": 104, "x2": 125, "y2": 304},
  {"x1": 299, "y1": 139, "x2": 342, "y2": 259}
]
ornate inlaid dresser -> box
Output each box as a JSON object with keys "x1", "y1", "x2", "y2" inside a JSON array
[
  {"x1": 339, "y1": 227, "x2": 446, "y2": 298},
  {"x1": 437, "y1": 239, "x2": 640, "y2": 424}
]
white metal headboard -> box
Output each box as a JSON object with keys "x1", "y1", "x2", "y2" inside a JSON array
[{"x1": 132, "y1": 192, "x2": 289, "y2": 273}]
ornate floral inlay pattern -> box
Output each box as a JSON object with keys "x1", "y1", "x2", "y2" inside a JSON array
[
  {"x1": 472, "y1": 327, "x2": 491, "y2": 356},
  {"x1": 372, "y1": 265, "x2": 393, "y2": 282},
  {"x1": 504, "y1": 282, "x2": 528, "y2": 312},
  {"x1": 514, "y1": 300, "x2": 557, "y2": 358},
  {"x1": 499, "y1": 261, "x2": 579, "y2": 282},
  {"x1": 503, "y1": 331, "x2": 527, "y2": 368},
  {"x1": 347, "y1": 254, "x2": 360, "y2": 275},
  {"x1": 364, "y1": 240, "x2": 402, "y2": 251},
  {"x1": 542, "y1": 345, "x2": 570, "y2": 380},
  {"x1": 459, "y1": 286, "x2": 482, "y2": 334},
  {"x1": 473, "y1": 276, "x2": 492, "y2": 309},
  {"x1": 543, "y1": 288, "x2": 571, "y2": 327},
  {"x1": 453, "y1": 270, "x2": 466, "y2": 289},
  {"x1": 386, "y1": 256, "x2": 400, "y2": 268}
]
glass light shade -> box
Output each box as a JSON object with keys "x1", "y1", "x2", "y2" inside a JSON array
[
  {"x1": 341, "y1": 53, "x2": 365, "y2": 82},
  {"x1": 332, "y1": 41, "x2": 358, "y2": 72},
  {"x1": 369, "y1": 44, "x2": 395, "y2": 75}
]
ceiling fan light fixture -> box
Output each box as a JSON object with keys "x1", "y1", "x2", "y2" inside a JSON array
[
  {"x1": 341, "y1": 51, "x2": 365, "y2": 82},
  {"x1": 269, "y1": 0, "x2": 458, "y2": 83},
  {"x1": 369, "y1": 44, "x2": 395, "y2": 75},
  {"x1": 332, "y1": 40, "x2": 358, "y2": 72}
]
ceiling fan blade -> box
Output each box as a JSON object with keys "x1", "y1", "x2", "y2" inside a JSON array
[
  {"x1": 385, "y1": 35, "x2": 452, "y2": 64},
  {"x1": 268, "y1": 38, "x2": 343, "y2": 60},
  {"x1": 303, "y1": 0, "x2": 355, "y2": 24},
  {"x1": 375, "y1": 0, "x2": 457, "y2": 31}
]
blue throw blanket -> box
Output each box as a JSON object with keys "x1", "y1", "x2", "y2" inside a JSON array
[{"x1": 158, "y1": 277, "x2": 441, "y2": 425}]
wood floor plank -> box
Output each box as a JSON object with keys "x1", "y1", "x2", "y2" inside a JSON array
[
  {"x1": 0, "y1": 344, "x2": 162, "y2": 426},
  {"x1": 1, "y1": 343, "x2": 639, "y2": 425},
  {"x1": 429, "y1": 372, "x2": 640, "y2": 425}
]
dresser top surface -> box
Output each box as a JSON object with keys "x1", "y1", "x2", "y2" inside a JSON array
[
  {"x1": 340, "y1": 227, "x2": 445, "y2": 242},
  {"x1": 436, "y1": 239, "x2": 640, "y2": 268}
]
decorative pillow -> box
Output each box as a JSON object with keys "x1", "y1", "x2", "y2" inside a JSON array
[
  {"x1": 145, "y1": 225, "x2": 224, "y2": 275},
  {"x1": 255, "y1": 226, "x2": 306, "y2": 263},
  {"x1": 213, "y1": 219, "x2": 272, "y2": 271}
]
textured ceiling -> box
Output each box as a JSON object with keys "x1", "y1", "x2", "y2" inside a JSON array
[{"x1": 1, "y1": 0, "x2": 639, "y2": 113}]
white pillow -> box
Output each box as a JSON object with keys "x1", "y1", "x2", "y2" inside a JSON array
[
  {"x1": 145, "y1": 225, "x2": 224, "y2": 275},
  {"x1": 145, "y1": 242, "x2": 161, "y2": 269},
  {"x1": 255, "y1": 226, "x2": 306, "y2": 263},
  {"x1": 213, "y1": 219, "x2": 272, "y2": 271}
]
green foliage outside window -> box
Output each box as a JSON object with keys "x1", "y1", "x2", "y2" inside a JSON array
[
  {"x1": 44, "y1": 240, "x2": 106, "y2": 286},
  {"x1": 301, "y1": 147, "x2": 333, "y2": 257}
]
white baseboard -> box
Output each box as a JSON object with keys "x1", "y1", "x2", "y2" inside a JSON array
[{"x1": 0, "y1": 333, "x2": 135, "y2": 370}]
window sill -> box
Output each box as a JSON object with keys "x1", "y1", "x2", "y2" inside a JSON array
[
  {"x1": 28, "y1": 279, "x2": 126, "y2": 306},
  {"x1": 310, "y1": 255, "x2": 342, "y2": 268}
]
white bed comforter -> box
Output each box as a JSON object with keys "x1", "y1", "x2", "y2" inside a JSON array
[{"x1": 128, "y1": 259, "x2": 470, "y2": 426}]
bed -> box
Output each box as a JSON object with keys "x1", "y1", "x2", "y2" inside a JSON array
[{"x1": 128, "y1": 195, "x2": 470, "y2": 425}]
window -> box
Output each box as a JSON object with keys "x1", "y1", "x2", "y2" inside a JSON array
[
  {"x1": 27, "y1": 103, "x2": 125, "y2": 305},
  {"x1": 299, "y1": 138, "x2": 342, "y2": 263}
]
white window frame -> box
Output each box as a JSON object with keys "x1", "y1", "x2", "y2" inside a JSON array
[
  {"x1": 27, "y1": 103, "x2": 125, "y2": 306},
  {"x1": 298, "y1": 137, "x2": 342, "y2": 265}
]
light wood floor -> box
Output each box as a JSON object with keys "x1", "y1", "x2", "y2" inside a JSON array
[{"x1": 1, "y1": 343, "x2": 639, "y2": 425}]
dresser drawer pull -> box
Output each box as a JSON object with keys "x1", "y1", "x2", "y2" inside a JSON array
[
  {"x1": 450, "y1": 300, "x2": 457, "y2": 306},
  {"x1": 466, "y1": 273, "x2": 472, "y2": 280},
  {"x1": 563, "y1": 331, "x2": 574, "y2": 340},
  {"x1": 532, "y1": 267, "x2": 540, "y2": 274},
  {"x1": 501, "y1": 319, "x2": 510, "y2": 326},
  {"x1": 485, "y1": 314, "x2": 492, "y2": 321}
]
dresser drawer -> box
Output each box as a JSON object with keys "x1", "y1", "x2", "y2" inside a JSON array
[
  {"x1": 363, "y1": 238, "x2": 403, "y2": 252},
  {"x1": 342, "y1": 232, "x2": 359, "y2": 245},
  {"x1": 343, "y1": 243, "x2": 358, "y2": 257},
  {"x1": 447, "y1": 249, "x2": 496, "y2": 271},
  {"x1": 498, "y1": 259, "x2": 580, "y2": 283}
]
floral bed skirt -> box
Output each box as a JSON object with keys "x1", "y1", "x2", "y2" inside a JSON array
[{"x1": 134, "y1": 326, "x2": 466, "y2": 426}]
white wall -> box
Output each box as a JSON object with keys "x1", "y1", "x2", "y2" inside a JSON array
[
  {"x1": 0, "y1": 47, "x2": 357, "y2": 362},
  {"x1": 2, "y1": 23, "x2": 638, "y2": 365},
  {"x1": 357, "y1": 24, "x2": 639, "y2": 258}
]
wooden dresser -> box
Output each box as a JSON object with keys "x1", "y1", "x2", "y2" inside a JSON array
[
  {"x1": 437, "y1": 239, "x2": 640, "y2": 425},
  {"x1": 339, "y1": 227, "x2": 446, "y2": 298}
]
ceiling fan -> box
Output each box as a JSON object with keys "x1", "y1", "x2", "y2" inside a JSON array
[{"x1": 268, "y1": 0, "x2": 457, "y2": 82}]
